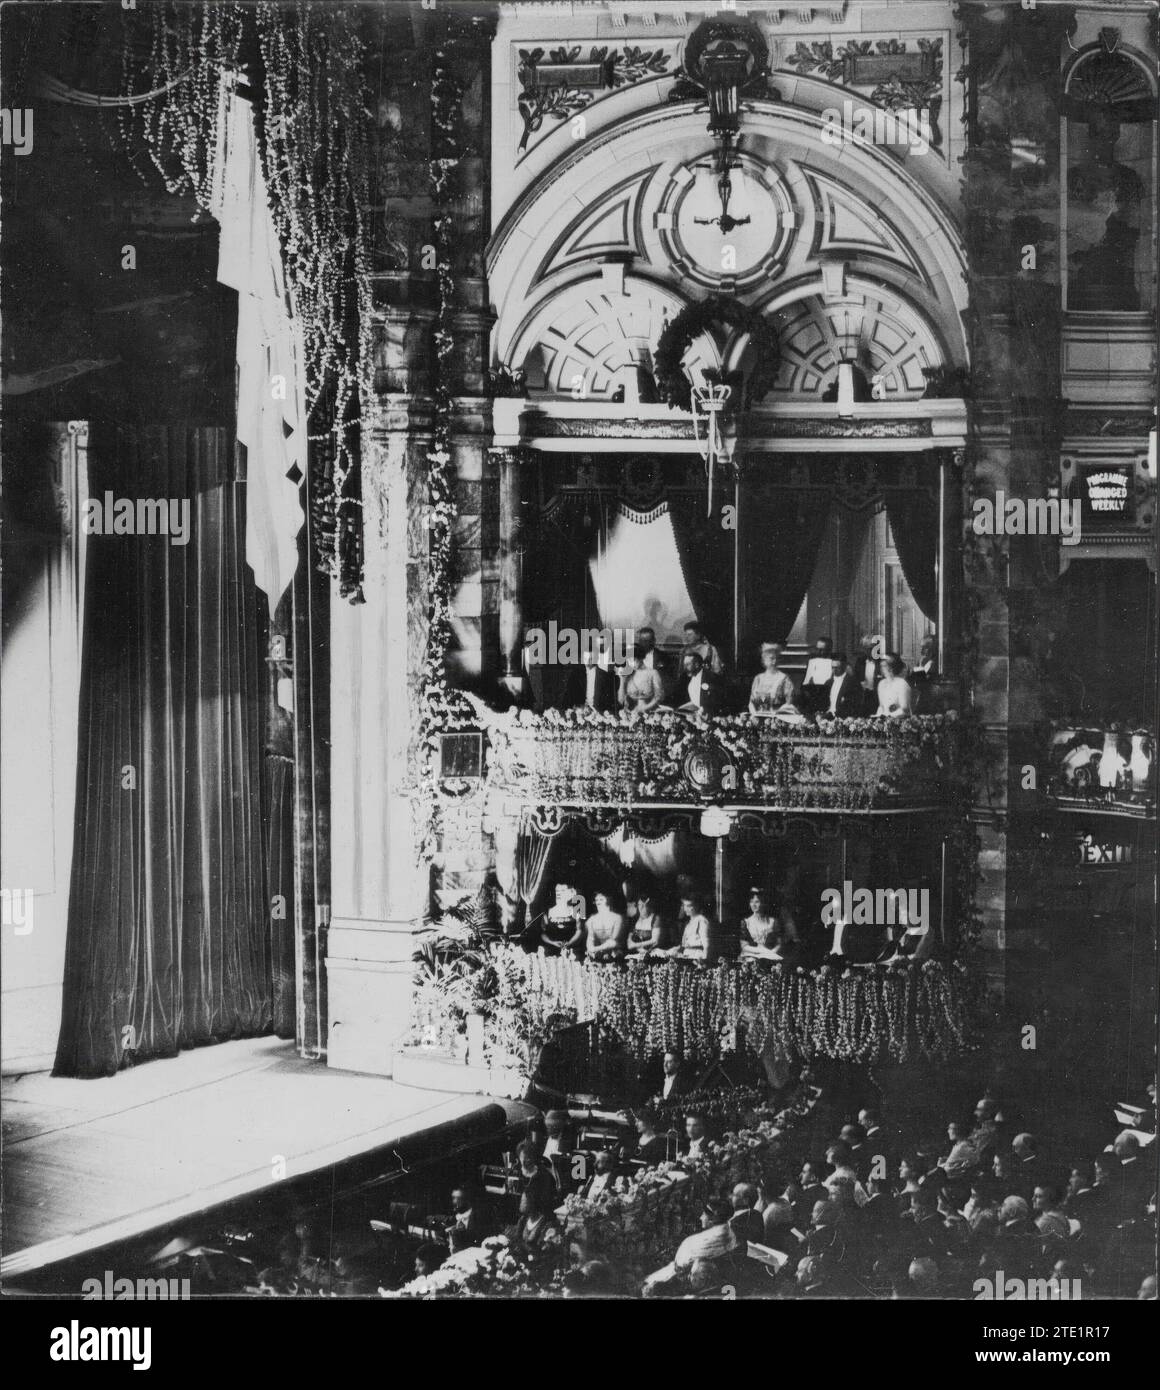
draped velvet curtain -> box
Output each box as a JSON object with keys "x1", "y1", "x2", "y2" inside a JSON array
[
  {"x1": 668, "y1": 492, "x2": 736, "y2": 654},
  {"x1": 515, "y1": 813, "x2": 563, "y2": 906},
  {"x1": 54, "y1": 425, "x2": 273, "y2": 1077},
  {"x1": 741, "y1": 481, "x2": 832, "y2": 655},
  {"x1": 884, "y1": 485, "x2": 939, "y2": 622}
]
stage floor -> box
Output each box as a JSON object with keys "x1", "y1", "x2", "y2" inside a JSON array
[{"x1": 1, "y1": 1037, "x2": 507, "y2": 1280}]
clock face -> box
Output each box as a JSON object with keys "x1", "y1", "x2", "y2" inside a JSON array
[
  {"x1": 675, "y1": 166, "x2": 781, "y2": 276},
  {"x1": 658, "y1": 154, "x2": 795, "y2": 288}
]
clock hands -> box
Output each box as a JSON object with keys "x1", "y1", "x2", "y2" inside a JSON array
[{"x1": 691, "y1": 137, "x2": 750, "y2": 235}]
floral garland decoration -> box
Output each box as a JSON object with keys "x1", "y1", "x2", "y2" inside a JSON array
[
  {"x1": 254, "y1": 0, "x2": 372, "y2": 598},
  {"x1": 414, "y1": 15, "x2": 488, "y2": 860},
  {"x1": 653, "y1": 295, "x2": 781, "y2": 410},
  {"x1": 473, "y1": 946, "x2": 973, "y2": 1069},
  {"x1": 126, "y1": 1, "x2": 373, "y2": 597}
]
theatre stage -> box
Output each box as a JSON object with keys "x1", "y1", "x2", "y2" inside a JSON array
[{"x1": 1, "y1": 1037, "x2": 518, "y2": 1281}]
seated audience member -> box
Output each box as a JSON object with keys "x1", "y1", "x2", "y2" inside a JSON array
[
  {"x1": 645, "y1": 1048, "x2": 695, "y2": 1105},
  {"x1": 875, "y1": 652, "x2": 913, "y2": 718},
  {"x1": 862, "y1": 1174, "x2": 899, "y2": 1231},
  {"x1": 563, "y1": 643, "x2": 619, "y2": 713},
  {"x1": 907, "y1": 1255, "x2": 942, "y2": 1299},
  {"x1": 739, "y1": 885, "x2": 796, "y2": 960},
  {"x1": 626, "y1": 889, "x2": 673, "y2": 955},
  {"x1": 512, "y1": 1141, "x2": 555, "y2": 1195},
  {"x1": 682, "y1": 1111, "x2": 711, "y2": 1159},
  {"x1": 970, "y1": 1097, "x2": 1005, "y2": 1164},
  {"x1": 805, "y1": 1199, "x2": 847, "y2": 1265},
  {"x1": 898, "y1": 1153, "x2": 927, "y2": 1198},
  {"x1": 800, "y1": 636, "x2": 835, "y2": 715},
  {"x1": 642, "y1": 1200, "x2": 740, "y2": 1298},
  {"x1": 413, "y1": 1243, "x2": 446, "y2": 1280},
  {"x1": 539, "y1": 881, "x2": 586, "y2": 957},
  {"x1": 839, "y1": 1122, "x2": 870, "y2": 1164},
  {"x1": 633, "y1": 1108, "x2": 671, "y2": 1166},
  {"x1": 681, "y1": 621, "x2": 725, "y2": 676},
  {"x1": 581, "y1": 1150, "x2": 619, "y2": 1201},
  {"x1": 794, "y1": 1161, "x2": 830, "y2": 1218},
  {"x1": 1112, "y1": 1130, "x2": 1151, "y2": 1207},
  {"x1": 510, "y1": 1183, "x2": 564, "y2": 1273},
  {"x1": 1032, "y1": 1181, "x2": 1069, "y2": 1233},
  {"x1": 859, "y1": 1107, "x2": 897, "y2": 1162},
  {"x1": 445, "y1": 1185, "x2": 489, "y2": 1252},
  {"x1": 963, "y1": 1176, "x2": 1000, "y2": 1223},
  {"x1": 941, "y1": 1120, "x2": 983, "y2": 1178},
  {"x1": 906, "y1": 1187, "x2": 955, "y2": 1262},
  {"x1": 761, "y1": 1199, "x2": 805, "y2": 1257},
  {"x1": 824, "y1": 1142, "x2": 868, "y2": 1205},
  {"x1": 1010, "y1": 1132, "x2": 1043, "y2": 1197},
  {"x1": 794, "y1": 1255, "x2": 830, "y2": 1298},
  {"x1": 544, "y1": 1112, "x2": 580, "y2": 1167},
  {"x1": 911, "y1": 634, "x2": 937, "y2": 686},
  {"x1": 620, "y1": 646, "x2": 665, "y2": 713},
  {"x1": 674, "y1": 650, "x2": 725, "y2": 715},
  {"x1": 997, "y1": 1194, "x2": 1034, "y2": 1237},
  {"x1": 586, "y1": 889, "x2": 629, "y2": 962},
  {"x1": 656, "y1": 892, "x2": 720, "y2": 964},
  {"x1": 1138, "y1": 1274, "x2": 1158, "y2": 1301},
  {"x1": 749, "y1": 642, "x2": 796, "y2": 713},
  {"x1": 823, "y1": 652, "x2": 865, "y2": 718},
  {"x1": 730, "y1": 1183, "x2": 766, "y2": 1246}
]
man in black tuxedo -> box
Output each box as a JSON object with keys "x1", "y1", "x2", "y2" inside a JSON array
[
  {"x1": 445, "y1": 1184, "x2": 491, "y2": 1252},
  {"x1": 562, "y1": 646, "x2": 619, "y2": 713},
  {"x1": 796, "y1": 1161, "x2": 830, "y2": 1218},
  {"x1": 673, "y1": 651, "x2": 725, "y2": 714},
  {"x1": 822, "y1": 653, "x2": 866, "y2": 718},
  {"x1": 653, "y1": 1049, "x2": 694, "y2": 1104}
]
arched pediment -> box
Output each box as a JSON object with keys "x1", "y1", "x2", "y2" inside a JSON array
[{"x1": 488, "y1": 101, "x2": 968, "y2": 401}]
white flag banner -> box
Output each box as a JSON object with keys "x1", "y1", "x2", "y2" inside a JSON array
[{"x1": 210, "y1": 76, "x2": 306, "y2": 613}]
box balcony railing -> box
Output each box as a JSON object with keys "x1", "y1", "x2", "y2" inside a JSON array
[{"x1": 478, "y1": 708, "x2": 959, "y2": 812}]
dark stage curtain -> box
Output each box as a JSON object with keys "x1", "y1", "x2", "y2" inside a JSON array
[
  {"x1": 741, "y1": 482, "x2": 831, "y2": 653},
  {"x1": 884, "y1": 485, "x2": 939, "y2": 622},
  {"x1": 668, "y1": 492, "x2": 735, "y2": 656},
  {"x1": 54, "y1": 425, "x2": 273, "y2": 1078}
]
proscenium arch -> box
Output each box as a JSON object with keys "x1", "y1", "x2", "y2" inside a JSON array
[{"x1": 488, "y1": 100, "x2": 969, "y2": 388}]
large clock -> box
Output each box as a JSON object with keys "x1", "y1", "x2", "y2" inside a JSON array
[{"x1": 655, "y1": 154, "x2": 795, "y2": 289}]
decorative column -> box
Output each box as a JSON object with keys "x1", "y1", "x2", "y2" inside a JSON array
[
  {"x1": 325, "y1": 5, "x2": 496, "y2": 1075},
  {"x1": 326, "y1": 396, "x2": 432, "y2": 1075},
  {"x1": 497, "y1": 443, "x2": 526, "y2": 683}
]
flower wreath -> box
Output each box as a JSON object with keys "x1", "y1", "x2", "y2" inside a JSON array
[{"x1": 653, "y1": 295, "x2": 781, "y2": 409}]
